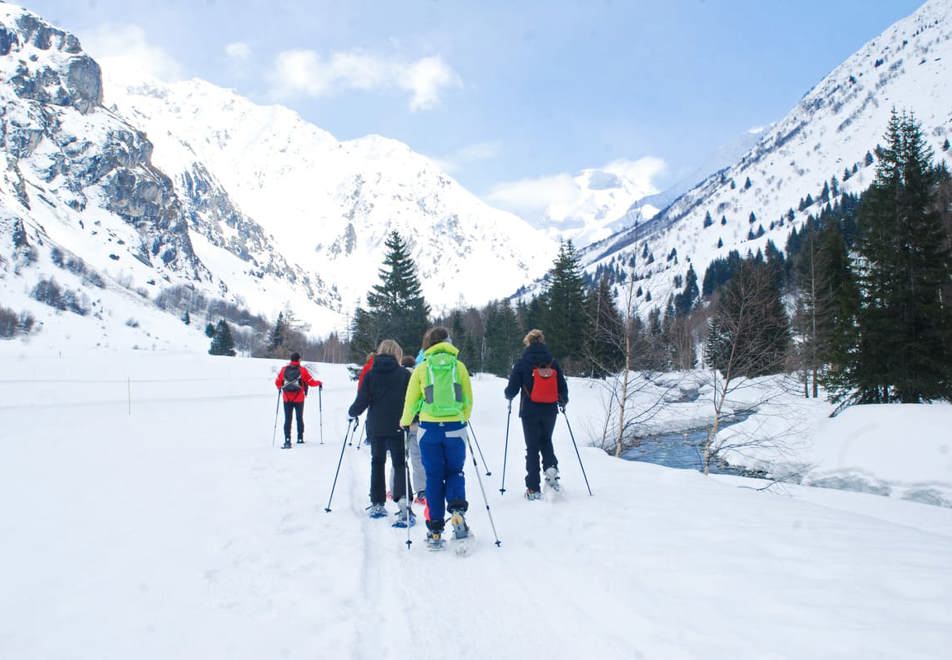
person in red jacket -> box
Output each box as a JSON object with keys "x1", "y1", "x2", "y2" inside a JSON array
[{"x1": 275, "y1": 352, "x2": 322, "y2": 449}]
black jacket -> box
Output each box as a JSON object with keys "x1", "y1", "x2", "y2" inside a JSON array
[
  {"x1": 348, "y1": 354, "x2": 411, "y2": 436},
  {"x1": 504, "y1": 343, "x2": 568, "y2": 419}
]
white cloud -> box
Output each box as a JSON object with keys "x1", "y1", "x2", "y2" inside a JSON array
[
  {"x1": 430, "y1": 140, "x2": 502, "y2": 173},
  {"x1": 225, "y1": 41, "x2": 252, "y2": 62},
  {"x1": 82, "y1": 24, "x2": 184, "y2": 88},
  {"x1": 486, "y1": 173, "x2": 580, "y2": 221},
  {"x1": 269, "y1": 49, "x2": 460, "y2": 111},
  {"x1": 486, "y1": 157, "x2": 666, "y2": 225}
]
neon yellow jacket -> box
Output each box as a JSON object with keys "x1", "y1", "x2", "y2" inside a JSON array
[{"x1": 400, "y1": 342, "x2": 473, "y2": 426}]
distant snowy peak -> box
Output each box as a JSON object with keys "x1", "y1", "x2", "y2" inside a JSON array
[
  {"x1": 585, "y1": 0, "x2": 952, "y2": 310},
  {"x1": 109, "y1": 75, "x2": 557, "y2": 311}
]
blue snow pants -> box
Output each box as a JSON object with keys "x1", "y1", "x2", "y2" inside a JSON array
[{"x1": 418, "y1": 421, "x2": 468, "y2": 531}]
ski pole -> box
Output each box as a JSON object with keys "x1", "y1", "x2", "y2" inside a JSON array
[
  {"x1": 561, "y1": 406, "x2": 592, "y2": 496},
  {"x1": 271, "y1": 391, "x2": 281, "y2": 448},
  {"x1": 354, "y1": 420, "x2": 366, "y2": 451},
  {"x1": 404, "y1": 429, "x2": 412, "y2": 550},
  {"x1": 326, "y1": 418, "x2": 358, "y2": 512},
  {"x1": 467, "y1": 422, "x2": 492, "y2": 476},
  {"x1": 499, "y1": 399, "x2": 512, "y2": 494},
  {"x1": 465, "y1": 424, "x2": 502, "y2": 547},
  {"x1": 318, "y1": 386, "x2": 324, "y2": 444}
]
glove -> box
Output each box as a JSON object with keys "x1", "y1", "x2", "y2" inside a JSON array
[
  {"x1": 558, "y1": 403, "x2": 567, "y2": 413},
  {"x1": 319, "y1": 383, "x2": 324, "y2": 390}
]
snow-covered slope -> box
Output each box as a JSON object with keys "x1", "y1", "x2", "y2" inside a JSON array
[
  {"x1": 586, "y1": 0, "x2": 952, "y2": 309},
  {"x1": 1, "y1": 348, "x2": 950, "y2": 659},
  {"x1": 1, "y1": 2, "x2": 557, "y2": 350},
  {"x1": 0, "y1": 3, "x2": 344, "y2": 347},
  {"x1": 108, "y1": 77, "x2": 557, "y2": 314}
]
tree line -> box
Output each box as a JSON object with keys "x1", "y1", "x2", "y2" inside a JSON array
[{"x1": 219, "y1": 111, "x2": 952, "y2": 405}]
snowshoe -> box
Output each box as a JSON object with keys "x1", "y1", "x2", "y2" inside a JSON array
[
  {"x1": 449, "y1": 512, "x2": 474, "y2": 556},
  {"x1": 367, "y1": 504, "x2": 387, "y2": 519},
  {"x1": 525, "y1": 488, "x2": 543, "y2": 501},
  {"x1": 425, "y1": 529, "x2": 445, "y2": 551},
  {"x1": 544, "y1": 467, "x2": 561, "y2": 492},
  {"x1": 282, "y1": 439, "x2": 292, "y2": 449},
  {"x1": 392, "y1": 499, "x2": 416, "y2": 528},
  {"x1": 392, "y1": 509, "x2": 416, "y2": 528}
]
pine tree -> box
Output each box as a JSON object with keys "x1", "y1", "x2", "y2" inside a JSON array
[
  {"x1": 182, "y1": 309, "x2": 190, "y2": 325},
  {"x1": 351, "y1": 231, "x2": 430, "y2": 360},
  {"x1": 673, "y1": 265, "x2": 699, "y2": 316},
  {"x1": 850, "y1": 110, "x2": 952, "y2": 401},
  {"x1": 209, "y1": 319, "x2": 237, "y2": 356},
  {"x1": 703, "y1": 211, "x2": 714, "y2": 228},
  {"x1": 204, "y1": 322, "x2": 216, "y2": 338},
  {"x1": 268, "y1": 312, "x2": 288, "y2": 354},
  {"x1": 482, "y1": 299, "x2": 521, "y2": 377},
  {"x1": 585, "y1": 276, "x2": 625, "y2": 377},
  {"x1": 943, "y1": 138, "x2": 951, "y2": 151},
  {"x1": 543, "y1": 241, "x2": 588, "y2": 372}
]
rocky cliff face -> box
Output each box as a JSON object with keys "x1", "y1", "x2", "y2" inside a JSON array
[{"x1": 0, "y1": 3, "x2": 205, "y2": 282}]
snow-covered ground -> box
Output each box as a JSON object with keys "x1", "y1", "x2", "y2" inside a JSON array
[
  {"x1": 724, "y1": 395, "x2": 952, "y2": 507},
  {"x1": 1, "y1": 348, "x2": 950, "y2": 659}
]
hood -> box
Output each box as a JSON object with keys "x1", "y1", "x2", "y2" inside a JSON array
[
  {"x1": 372, "y1": 353, "x2": 400, "y2": 373},
  {"x1": 424, "y1": 342, "x2": 459, "y2": 358},
  {"x1": 523, "y1": 343, "x2": 553, "y2": 366}
]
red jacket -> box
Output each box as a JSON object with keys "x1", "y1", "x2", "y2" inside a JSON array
[
  {"x1": 357, "y1": 355, "x2": 374, "y2": 389},
  {"x1": 275, "y1": 361, "x2": 322, "y2": 403}
]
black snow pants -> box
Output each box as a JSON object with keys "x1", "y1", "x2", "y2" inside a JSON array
[
  {"x1": 523, "y1": 413, "x2": 558, "y2": 491},
  {"x1": 283, "y1": 401, "x2": 304, "y2": 440},
  {"x1": 370, "y1": 433, "x2": 407, "y2": 506}
]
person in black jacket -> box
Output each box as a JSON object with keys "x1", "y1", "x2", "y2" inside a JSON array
[
  {"x1": 504, "y1": 329, "x2": 569, "y2": 499},
  {"x1": 348, "y1": 339, "x2": 413, "y2": 523}
]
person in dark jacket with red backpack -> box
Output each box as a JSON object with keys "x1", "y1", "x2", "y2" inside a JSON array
[
  {"x1": 504, "y1": 329, "x2": 569, "y2": 500},
  {"x1": 275, "y1": 352, "x2": 322, "y2": 449}
]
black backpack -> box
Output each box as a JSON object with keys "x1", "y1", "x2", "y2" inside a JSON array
[{"x1": 282, "y1": 364, "x2": 302, "y2": 392}]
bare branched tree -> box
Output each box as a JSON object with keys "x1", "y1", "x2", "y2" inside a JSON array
[{"x1": 701, "y1": 261, "x2": 791, "y2": 474}]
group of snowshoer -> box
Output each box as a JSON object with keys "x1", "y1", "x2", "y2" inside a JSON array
[{"x1": 274, "y1": 326, "x2": 569, "y2": 550}]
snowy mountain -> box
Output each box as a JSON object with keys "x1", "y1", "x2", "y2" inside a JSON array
[
  {"x1": 0, "y1": 3, "x2": 557, "y2": 350},
  {"x1": 583, "y1": 0, "x2": 952, "y2": 310},
  {"x1": 0, "y1": 3, "x2": 350, "y2": 349},
  {"x1": 106, "y1": 76, "x2": 556, "y2": 316}
]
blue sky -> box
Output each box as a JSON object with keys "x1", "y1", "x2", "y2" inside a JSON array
[{"x1": 24, "y1": 0, "x2": 925, "y2": 215}]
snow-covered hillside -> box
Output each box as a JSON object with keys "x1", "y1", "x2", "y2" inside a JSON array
[
  {"x1": 585, "y1": 0, "x2": 952, "y2": 309},
  {"x1": 0, "y1": 3, "x2": 345, "y2": 348},
  {"x1": 108, "y1": 76, "x2": 556, "y2": 315},
  {"x1": 1, "y1": 348, "x2": 950, "y2": 659},
  {"x1": 1, "y1": 2, "x2": 558, "y2": 349}
]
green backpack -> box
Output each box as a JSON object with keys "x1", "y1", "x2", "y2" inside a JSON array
[{"x1": 421, "y1": 352, "x2": 465, "y2": 417}]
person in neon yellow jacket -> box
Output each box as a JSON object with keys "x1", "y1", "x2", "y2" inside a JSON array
[{"x1": 400, "y1": 326, "x2": 474, "y2": 547}]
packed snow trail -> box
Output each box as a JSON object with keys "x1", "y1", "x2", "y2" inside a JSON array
[{"x1": 1, "y1": 352, "x2": 951, "y2": 659}]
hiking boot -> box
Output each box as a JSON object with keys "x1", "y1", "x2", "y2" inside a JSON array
[
  {"x1": 282, "y1": 438, "x2": 292, "y2": 449},
  {"x1": 525, "y1": 488, "x2": 542, "y2": 501},
  {"x1": 449, "y1": 511, "x2": 470, "y2": 540},
  {"x1": 425, "y1": 529, "x2": 444, "y2": 549},
  {"x1": 296, "y1": 437, "x2": 304, "y2": 444},
  {"x1": 544, "y1": 467, "x2": 560, "y2": 491},
  {"x1": 367, "y1": 504, "x2": 387, "y2": 519},
  {"x1": 393, "y1": 508, "x2": 416, "y2": 528}
]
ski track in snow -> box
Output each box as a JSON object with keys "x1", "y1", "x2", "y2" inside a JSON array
[{"x1": 1, "y1": 353, "x2": 951, "y2": 659}]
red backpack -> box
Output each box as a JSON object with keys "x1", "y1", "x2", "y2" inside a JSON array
[{"x1": 529, "y1": 364, "x2": 559, "y2": 403}]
